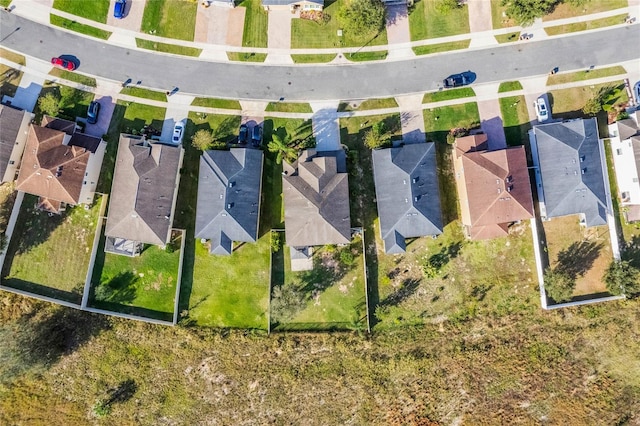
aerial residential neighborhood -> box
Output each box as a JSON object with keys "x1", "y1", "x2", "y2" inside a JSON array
[{"x1": 0, "y1": 0, "x2": 639, "y2": 423}]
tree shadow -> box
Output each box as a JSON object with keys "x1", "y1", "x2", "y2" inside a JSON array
[
  {"x1": 621, "y1": 235, "x2": 640, "y2": 269},
  {"x1": 378, "y1": 277, "x2": 421, "y2": 308},
  {"x1": 95, "y1": 271, "x2": 138, "y2": 305},
  {"x1": 104, "y1": 379, "x2": 137, "y2": 406},
  {"x1": 555, "y1": 240, "x2": 603, "y2": 280}
]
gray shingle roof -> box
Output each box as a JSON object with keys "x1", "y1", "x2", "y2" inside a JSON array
[
  {"x1": 0, "y1": 105, "x2": 33, "y2": 182},
  {"x1": 105, "y1": 135, "x2": 183, "y2": 246},
  {"x1": 195, "y1": 148, "x2": 263, "y2": 255},
  {"x1": 533, "y1": 118, "x2": 608, "y2": 226},
  {"x1": 372, "y1": 143, "x2": 442, "y2": 253}
]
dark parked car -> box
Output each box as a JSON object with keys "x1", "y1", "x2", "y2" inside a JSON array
[
  {"x1": 51, "y1": 57, "x2": 75, "y2": 71},
  {"x1": 86, "y1": 101, "x2": 100, "y2": 124},
  {"x1": 238, "y1": 124, "x2": 248, "y2": 144},
  {"x1": 251, "y1": 125, "x2": 263, "y2": 147},
  {"x1": 443, "y1": 71, "x2": 474, "y2": 88},
  {"x1": 114, "y1": 0, "x2": 126, "y2": 19}
]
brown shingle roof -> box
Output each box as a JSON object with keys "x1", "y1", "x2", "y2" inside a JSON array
[
  {"x1": 16, "y1": 123, "x2": 90, "y2": 206},
  {"x1": 454, "y1": 142, "x2": 533, "y2": 240}
]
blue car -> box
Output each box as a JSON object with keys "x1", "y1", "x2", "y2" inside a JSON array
[{"x1": 114, "y1": 0, "x2": 126, "y2": 19}]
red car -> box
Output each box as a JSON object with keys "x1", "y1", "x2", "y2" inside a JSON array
[{"x1": 51, "y1": 57, "x2": 76, "y2": 71}]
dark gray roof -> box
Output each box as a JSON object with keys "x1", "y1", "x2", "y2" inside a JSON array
[
  {"x1": 616, "y1": 116, "x2": 639, "y2": 141},
  {"x1": 69, "y1": 133, "x2": 101, "y2": 153},
  {"x1": 105, "y1": 135, "x2": 183, "y2": 246},
  {"x1": 195, "y1": 148, "x2": 263, "y2": 255},
  {"x1": 533, "y1": 118, "x2": 608, "y2": 226},
  {"x1": 0, "y1": 105, "x2": 32, "y2": 181},
  {"x1": 372, "y1": 143, "x2": 442, "y2": 253},
  {"x1": 262, "y1": 0, "x2": 323, "y2": 5}
]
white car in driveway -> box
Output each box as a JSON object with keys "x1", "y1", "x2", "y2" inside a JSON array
[
  {"x1": 534, "y1": 96, "x2": 550, "y2": 122},
  {"x1": 172, "y1": 120, "x2": 185, "y2": 145}
]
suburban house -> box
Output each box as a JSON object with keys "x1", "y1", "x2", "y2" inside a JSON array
[
  {"x1": 0, "y1": 105, "x2": 34, "y2": 184},
  {"x1": 453, "y1": 134, "x2": 534, "y2": 239},
  {"x1": 282, "y1": 149, "x2": 350, "y2": 269},
  {"x1": 104, "y1": 135, "x2": 183, "y2": 256},
  {"x1": 529, "y1": 118, "x2": 609, "y2": 226},
  {"x1": 608, "y1": 111, "x2": 640, "y2": 222},
  {"x1": 15, "y1": 115, "x2": 106, "y2": 213},
  {"x1": 261, "y1": 0, "x2": 323, "y2": 12},
  {"x1": 195, "y1": 148, "x2": 263, "y2": 255},
  {"x1": 372, "y1": 142, "x2": 443, "y2": 253}
]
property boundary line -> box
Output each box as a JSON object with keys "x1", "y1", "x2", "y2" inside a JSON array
[
  {"x1": 359, "y1": 226, "x2": 371, "y2": 333},
  {"x1": 172, "y1": 228, "x2": 186, "y2": 325},
  {"x1": 82, "y1": 194, "x2": 108, "y2": 309}
]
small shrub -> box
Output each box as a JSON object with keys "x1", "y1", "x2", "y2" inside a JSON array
[
  {"x1": 271, "y1": 231, "x2": 282, "y2": 253},
  {"x1": 543, "y1": 268, "x2": 575, "y2": 303},
  {"x1": 38, "y1": 92, "x2": 60, "y2": 117},
  {"x1": 339, "y1": 249, "x2": 355, "y2": 266}
]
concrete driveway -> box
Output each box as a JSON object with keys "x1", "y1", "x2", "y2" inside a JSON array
[
  {"x1": 385, "y1": 4, "x2": 413, "y2": 59},
  {"x1": 160, "y1": 94, "x2": 193, "y2": 145},
  {"x1": 195, "y1": 4, "x2": 230, "y2": 44},
  {"x1": 106, "y1": 0, "x2": 146, "y2": 32},
  {"x1": 477, "y1": 99, "x2": 507, "y2": 150}
]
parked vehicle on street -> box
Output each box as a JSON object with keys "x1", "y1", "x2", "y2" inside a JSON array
[
  {"x1": 238, "y1": 124, "x2": 248, "y2": 144},
  {"x1": 172, "y1": 120, "x2": 185, "y2": 145},
  {"x1": 534, "y1": 96, "x2": 550, "y2": 122},
  {"x1": 114, "y1": 0, "x2": 126, "y2": 19},
  {"x1": 443, "y1": 71, "x2": 475, "y2": 88},
  {"x1": 251, "y1": 125, "x2": 263, "y2": 147},
  {"x1": 86, "y1": 101, "x2": 100, "y2": 124},
  {"x1": 51, "y1": 57, "x2": 75, "y2": 71}
]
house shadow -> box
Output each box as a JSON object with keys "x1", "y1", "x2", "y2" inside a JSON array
[{"x1": 481, "y1": 116, "x2": 507, "y2": 150}]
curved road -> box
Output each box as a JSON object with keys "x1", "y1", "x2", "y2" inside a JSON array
[{"x1": 1, "y1": 11, "x2": 639, "y2": 101}]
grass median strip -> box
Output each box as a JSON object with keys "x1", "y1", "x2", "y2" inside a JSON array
[
  {"x1": 266, "y1": 102, "x2": 313, "y2": 113},
  {"x1": 191, "y1": 97, "x2": 242, "y2": 110},
  {"x1": 413, "y1": 40, "x2": 470, "y2": 56},
  {"x1": 48, "y1": 68, "x2": 97, "y2": 87},
  {"x1": 498, "y1": 81, "x2": 523, "y2": 93},
  {"x1": 346, "y1": 51, "x2": 388, "y2": 62},
  {"x1": 547, "y1": 65, "x2": 626, "y2": 86},
  {"x1": 50, "y1": 15, "x2": 112, "y2": 40},
  {"x1": 120, "y1": 87, "x2": 168, "y2": 102},
  {"x1": 227, "y1": 52, "x2": 267, "y2": 62},
  {"x1": 291, "y1": 54, "x2": 337, "y2": 64},
  {"x1": 136, "y1": 39, "x2": 202, "y2": 57},
  {"x1": 338, "y1": 98, "x2": 398, "y2": 111},
  {"x1": 423, "y1": 87, "x2": 475, "y2": 103},
  {"x1": 545, "y1": 14, "x2": 628, "y2": 36},
  {"x1": 0, "y1": 48, "x2": 26, "y2": 66},
  {"x1": 495, "y1": 32, "x2": 520, "y2": 43}
]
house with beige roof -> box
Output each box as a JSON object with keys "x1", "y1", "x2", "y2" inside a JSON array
[
  {"x1": 104, "y1": 135, "x2": 183, "y2": 256},
  {"x1": 453, "y1": 134, "x2": 534, "y2": 240},
  {"x1": 0, "y1": 105, "x2": 34, "y2": 184},
  {"x1": 608, "y1": 111, "x2": 640, "y2": 223},
  {"x1": 15, "y1": 115, "x2": 105, "y2": 213},
  {"x1": 282, "y1": 149, "x2": 351, "y2": 269}
]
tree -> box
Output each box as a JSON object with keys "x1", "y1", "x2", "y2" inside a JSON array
[
  {"x1": 337, "y1": 0, "x2": 386, "y2": 37},
  {"x1": 271, "y1": 285, "x2": 306, "y2": 323},
  {"x1": 364, "y1": 121, "x2": 390, "y2": 149},
  {"x1": 501, "y1": 0, "x2": 559, "y2": 26},
  {"x1": 603, "y1": 260, "x2": 640, "y2": 296},
  {"x1": 191, "y1": 129, "x2": 214, "y2": 151},
  {"x1": 38, "y1": 92, "x2": 60, "y2": 117},
  {"x1": 268, "y1": 130, "x2": 297, "y2": 164},
  {"x1": 543, "y1": 268, "x2": 575, "y2": 302},
  {"x1": 582, "y1": 96, "x2": 602, "y2": 116}
]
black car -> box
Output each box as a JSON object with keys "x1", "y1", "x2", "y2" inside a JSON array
[
  {"x1": 443, "y1": 71, "x2": 474, "y2": 88},
  {"x1": 251, "y1": 125, "x2": 263, "y2": 147},
  {"x1": 238, "y1": 124, "x2": 248, "y2": 144},
  {"x1": 87, "y1": 101, "x2": 100, "y2": 124}
]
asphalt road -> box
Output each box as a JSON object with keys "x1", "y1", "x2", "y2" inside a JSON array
[{"x1": 1, "y1": 11, "x2": 639, "y2": 101}]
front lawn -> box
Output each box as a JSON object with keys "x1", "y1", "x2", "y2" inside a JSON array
[
  {"x1": 141, "y1": 0, "x2": 197, "y2": 41},
  {"x1": 0, "y1": 66, "x2": 23, "y2": 99},
  {"x1": 543, "y1": 0, "x2": 628, "y2": 21},
  {"x1": 2, "y1": 195, "x2": 104, "y2": 304},
  {"x1": 50, "y1": 15, "x2": 112, "y2": 39},
  {"x1": 409, "y1": 0, "x2": 470, "y2": 40},
  {"x1": 34, "y1": 83, "x2": 95, "y2": 122},
  {"x1": 423, "y1": 102, "x2": 480, "y2": 144},
  {"x1": 187, "y1": 111, "x2": 241, "y2": 145},
  {"x1": 291, "y1": 0, "x2": 388, "y2": 48},
  {"x1": 89, "y1": 232, "x2": 183, "y2": 322},
  {"x1": 239, "y1": 0, "x2": 268, "y2": 48},
  {"x1": 545, "y1": 14, "x2": 627, "y2": 35},
  {"x1": 548, "y1": 81, "x2": 627, "y2": 121},
  {"x1": 53, "y1": 0, "x2": 109, "y2": 23},
  {"x1": 499, "y1": 95, "x2": 531, "y2": 146}
]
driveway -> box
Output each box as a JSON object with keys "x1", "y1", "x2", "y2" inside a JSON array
[
  {"x1": 267, "y1": 10, "x2": 291, "y2": 49},
  {"x1": 396, "y1": 94, "x2": 426, "y2": 144},
  {"x1": 160, "y1": 94, "x2": 193, "y2": 145},
  {"x1": 385, "y1": 4, "x2": 413, "y2": 59},
  {"x1": 195, "y1": 4, "x2": 229, "y2": 44},
  {"x1": 477, "y1": 99, "x2": 507, "y2": 150},
  {"x1": 226, "y1": 7, "x2": 245, "y2": 46},
  {"x1": 106, "y1": 0, "x2": 146, "y2": 32},
  {"x1": 311, "y1": 101, "x2": 340, "y2": 151},
  {"x1": 84, "y1": 81, "x2": 121, "y2": 138},
  {"x1": 467, "y1": 0, "x2": 493, "y2": 33}
]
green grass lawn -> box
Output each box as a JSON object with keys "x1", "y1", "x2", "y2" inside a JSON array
[
  {"x1": 423, "y1": 102, "x2": 480, "y2": 144},
  {"x1": 549, "y1": 81, "x2": 627, "y2": 121},
  {"x1": 239, "y1": 0, "x2": 268, "y2": 48},
  {"x1": 2, "y1": 195, "x2": 103, "y2": 304},
  {"x1": 141, "y1": 0, "x2": 197, "y2": 41},
  {"x1": 338, "y1": 98, "x2": 398, "y2": 111},
  {"x1": 409, "y1": 0, "x2": 470, "y2": 40},
  {"x1": 52, "y1": 0, "x2": 109, "y2": 23},
  {"x1": 48, "y1": 68, "x2": 97, "y2": 87},
  {"x1": 291, "y1": 0, "x2": 388, "y2": 48},
  {"x1": 0, "y1": 66, "x2": 23, "y2": 99},
  {"x1": 423, "y1": 88, "x2": 475, "y2": 103},
  {"x1": 34, "y1": 83, "x2": 95, "y2": 122},
  {"x1": 120, "y1": 87, "x2": 168, "y2": 102},
  {"x1": 499, "y1": 95, "x2": 531, "y2": 146},
  {"x1": 543, "y1": 0, "x2": 628, "y2": 21},
  {"x1": 187, "y1": 111, "x2": 241, "y2": 145},
  {"x1": 494, "y1": 32, "x2": 520, "y2": 43},
  {"x1": 413, "y1": 39, "x2": 470, "y2": 56},
  {"x1": 491, "y1": 0, "x2": 517, "y2": 29},
  {"x1": 136, "y1": 39, "x2": 202, "y2": 57},
  {"x1": 50, "y1": 15, "x2": 112, "y2": 39},
  {"x1": 0, "y1": 48, "x2": 26, "y2": 66},
  {"x1": 191, "y1": 97, "x2": 242, "y2": 110},
  {"x1": 547, "y1": 65, "x2": 626, "y2": 86},
  {"x1": 266, "y1": 102, "x2": 313, "y2": 113},
  {"x1": 291, "y1": 54, "x2": 337, "y2": 63},
  {"x1": 226, "y1": 52, "x2": 268, "y2": 62},
  {"x1": 90, "y1": 233, "x2": 182, "y2": 321},
  {"x1": 545, "y1": 14, "x2": 627, "y2": 35},
  {"x1": 498, "y1": 81, "x2": 523, "y2": 92},
  {"x1": 346, "y1": 51, "x2": 388, "y2": 62},
  {"x1": 0, "y1": 0, "x2": 11, "y2": 7}
]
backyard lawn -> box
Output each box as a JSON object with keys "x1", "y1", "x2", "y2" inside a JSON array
[
  {"x1": 33, "y1": 83, "x2": 95, "y2": 122},
  {"x1": 409, "y1": 0, "x2": 470, "y2": 40},
  {"x1": 499, "y1": 95, "x2": 531, "y2": 146},
  {"x1": 53, "y1": 0, "x2": 110, "y2": 23},
  {"x1": 141, "y1": 0, "x2": 197, "y2": 41},
  {"x1": 291, "y1": 0, "x2": 388, "y2": 48},
  {"x1": 239, "y1": 0, "x2": 268, "y2": 48},
  {"x1": 2, "y1": 194, "x2": 104, "y2": 304},
  {"x1": 89, "y1": 232, "x2": 183, "y2": 322}
]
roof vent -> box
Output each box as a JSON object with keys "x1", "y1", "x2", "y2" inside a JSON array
[
  {"x1": 403, "y1": 179, "x2": 407, "y2": 185},
  {"x1": 414, "y1": 196, "x2": 420, "y2": 202},
  {"x1": 580, "y1": 156, "x2": 585, "y2": 162},
  {"x1": 228, "y1": 181, "x2": 235, "y2": 188},
  {"x1": 227, "y1": 203, "x2": 233, "y2": 209},
  {"x1": 412, "y1": 177, "x2": 418, "y2": 183},
  {"x1": 507, "y1": 185, "x2": 513, "y2": 192},
  {"x1": 582, "y1": 168, "x2": 586, "y2": 174},
  {"x1": 497, "y1": 188, "x2": 501, "y2": 194}
]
